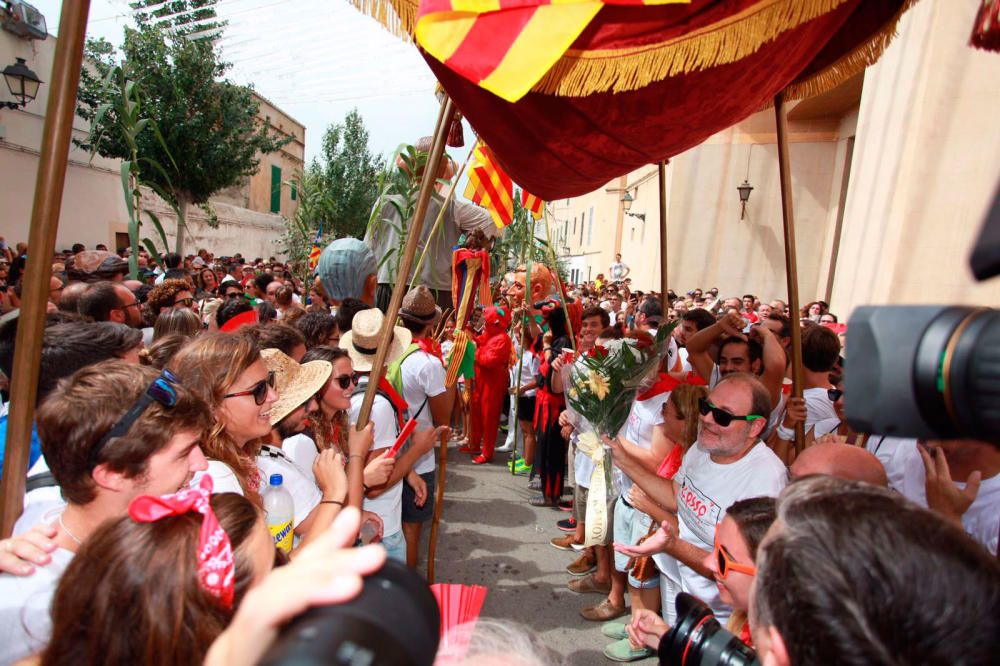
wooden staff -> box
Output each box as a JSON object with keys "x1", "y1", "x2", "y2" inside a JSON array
[
  {"x1": 408, "y1": 143, "x2": 476, "y2": 291},
  {"x1": 356, "y1": 95, "x2": 454, "y2": 428},
  {"x1": 427, "y1": 429, "x2": 449, "y2": 583},
  {"x1": 657, "y1": 161, "x2": 669, "y2": 312},
  {"x1": 1, "y1": 0, "x2": 92, "y2": 537},
  {"x1": 774, "y1": 93, "x2": 806, "y2": 455}
]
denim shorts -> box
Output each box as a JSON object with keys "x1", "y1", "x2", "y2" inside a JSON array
[
  {"x1": 381, "y1": 529, "x2": 406, "y2": 563},
  {"x1": 612, "y1": 498, "x2": 660, "y2": 589}
]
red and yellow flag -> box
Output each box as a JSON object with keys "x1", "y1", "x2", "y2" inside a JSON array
[
  {"x1": 464, "y1": 140, "x2": 514, "y2": 228},
  {"x1": 415, "y1": 0, "x2": 690, "y2": 103},
  {"x1": 521, "y1": 189, "x2": 544, "y2": 220}
]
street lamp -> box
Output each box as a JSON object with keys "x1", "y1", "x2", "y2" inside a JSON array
[
  {"x1": 2, "y1": 58, "x2": 42, "y2": 110},
  {"x1": 737, "y1": 179, "x2": 754, "y2": 220},
  {"x1": 621, "y1": 190, "x2": 645, "y2": 222}
]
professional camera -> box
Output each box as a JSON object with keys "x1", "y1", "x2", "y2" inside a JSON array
[
  {"x1": 845, "y1": 187, "x2": 1000, "y2": 445},
  {"x1": 657, "y1": 593, "x2": 759, "y2": 666},
  {"x1": 845, "y1": 305, "x2": 999, "y2": 443},
  {"x1": 259, "y1": 559, "x2": 441, "y2": 666}
]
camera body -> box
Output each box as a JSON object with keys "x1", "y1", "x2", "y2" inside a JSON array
[{"x1": 259, "y1": 559, "x2": 440, "y2": 666}]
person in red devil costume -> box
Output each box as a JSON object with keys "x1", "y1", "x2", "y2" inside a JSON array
[{"x1": 460, "y1": 305, "x2": 513, "y2": 464}]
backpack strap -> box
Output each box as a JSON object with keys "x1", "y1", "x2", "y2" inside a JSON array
[{"x1": 26, "y1": 471, "x2": 58, "y2": 493}]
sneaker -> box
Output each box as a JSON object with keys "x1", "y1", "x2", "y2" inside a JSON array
[
  {"x1": 603, "y1": 638, "x2": 653, "y2": 662},
  {"x1": 549, "y1": 534, "x2": 578, "y2": 551},
  {"x1": 529, "y1": 495, "x2": 554, "y2": 507},
  {"x1": 507, "y1": 456, "x2": 524, "y2": 469},
  {"x1": 566, "y1": 553, "x2": 596, "y2": 576},
  {"x1": 601, "y1": 621, "x2": 628, "y2": 640},
  {"x1": 513, "y1": 461, "x2": 532, "y2": 476},
  {"x1": 495, "y1": 442, "x2": 514, "y2": 453},
  {"x1": 557, "y1": 499, "x2": 573, "y2": 512},
  {"x1": 557, "y1": 518, "x2": 576, "y2": 532},
  {"x1": 527, "y1": 479, "x2": 541, "y2": 491}
]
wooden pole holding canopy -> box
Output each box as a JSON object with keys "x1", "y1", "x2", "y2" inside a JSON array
[
  {"x1": 657, "y1": 160, "x2": 669, "y2": 312},
  {"x1": 774, "y1": 93, "x2": 806, "y2": 455},
  {"x1": 355, "y1": 95, "x2": 455, "y2": 428},
  {"x1": 426, "y1": 429, "x2": 448, "y2": 583},
  {"x1": 1, "y1": 0, "x2": 92, "y2": 537}
]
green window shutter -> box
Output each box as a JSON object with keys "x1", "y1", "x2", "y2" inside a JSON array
[
  {"x1": 270, "y1": 165, "x2": 282, "y2": 213},
  {"x1": 291, "y1": 181, "x2": 297, "y2": 201}
]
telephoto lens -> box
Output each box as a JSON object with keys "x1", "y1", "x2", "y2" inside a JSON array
[
  {"x1": 658, "y1": 593, "x2": 759, "y2": 666},
  {"x1": 258, "y1": 559, "x2": 441, "y2": 666},
  {"x1": 846, "y1": 306, "x2": 1000, "y2": 443}
]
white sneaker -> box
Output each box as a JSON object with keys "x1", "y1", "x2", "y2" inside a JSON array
[{"x1": 495, "y1": 442, "x2": 514, "y2": 453}]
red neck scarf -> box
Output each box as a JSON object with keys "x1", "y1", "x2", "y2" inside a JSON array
[
  {"x1": 416, "y1": 336, "x2": 444, "y2": 364},
  {"x1": 637, "y1": 373, "x2": 682, "y2": 402},
  {"x1": 128, "y1": 476, "x2": 235, "y2": 608}
]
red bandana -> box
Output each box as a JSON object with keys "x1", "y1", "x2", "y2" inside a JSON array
[
  {"x1": 128, "y1": 475, "x2": 235, "y2": 608},
  {"x1": 416, "y1": 337, "x2": 444, "y2": 364},
  {"x1": 378, "y1": 377, "x2": 410, "y2": 429},
  {"x1": 637, "y1": 373, "x2": 682, "y2": 401}
]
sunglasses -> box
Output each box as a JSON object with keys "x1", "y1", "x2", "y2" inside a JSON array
[
  {"x1": 714, "y1": 532, "x2": 756, "y2": 579},
  {"x1": 173, "y1": 297, "x2": 194, "y2": 308},
  {"x1": 698, "y1": 397, "x2": 763, "y2": 427},
  {"x1": 224, "y1": 371, "x2": 275, "y2": 405},
  {"x1": 332, "y1": 372, "x2": 361, "y2": 390},
  {"x1": 225, "y1": 291, "x2": 243, "y2": 299},
  {"x1": 828, "y1": 388, "x2": 844, "y2": 402},
  {"x1": 90, "y1": 369, "x2": 179, "y2": 469}
]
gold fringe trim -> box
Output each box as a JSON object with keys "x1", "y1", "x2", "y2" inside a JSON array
[
  {"x1": 534, "y1": 0, "x2": 853, "y2": 97},
  {"x1": 783, "y1": 0, "x2": 921, "y2": 100},
  {"x1": 349, "y1": 0, "x2": 921, "y2": 102},
  {"x1": 349, "y1": 0, "x2": 418, "y2": 43}
]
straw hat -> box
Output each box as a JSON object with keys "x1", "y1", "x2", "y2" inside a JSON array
[
  {"x1": 399, "y1": 285, "x2": 442, "y2": 328},
  {"x1": 340, "y1": 308, "x2": 412, "y2": 373},
  {"x1": 260, "y1": 348, "x2": 332, "y2": 426}
]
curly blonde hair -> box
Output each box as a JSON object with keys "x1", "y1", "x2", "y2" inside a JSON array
[{"x1": 146, "y1": 279, "x2": 191, "y2": 317}]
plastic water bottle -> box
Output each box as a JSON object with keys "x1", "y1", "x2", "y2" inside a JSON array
[{"x1": 263, "y1": 473, "x2": 294, "y2": 555}]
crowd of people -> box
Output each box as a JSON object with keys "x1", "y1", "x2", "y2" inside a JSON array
[{"x1": 0, "y1": 213, "x2": 996, "y2": 666}]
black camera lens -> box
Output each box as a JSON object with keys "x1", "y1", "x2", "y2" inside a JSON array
[
  {"x1": 258, "y1": 559, "x2": 440, "y2": 666},
  {"x1": 658, "y1": 593, "x2": 759, "y2": 666},
  {"x1": 846, "y1": 306, "x2": 1000, "y2": 442}
]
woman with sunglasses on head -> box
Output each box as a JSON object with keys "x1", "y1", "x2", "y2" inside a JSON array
[
  {"x1": 299, "y1": 346, "x2": 395, "y2": 509},
  {"x1": 626, "y1": 496, "x2": 777, "y2": 654}
]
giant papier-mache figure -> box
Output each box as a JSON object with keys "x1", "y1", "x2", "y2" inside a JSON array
[{"x1": 462, "y1": 305, "x2": 513, "y2": 464}]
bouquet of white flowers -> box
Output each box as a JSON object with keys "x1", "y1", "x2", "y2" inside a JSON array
[{"x1": 560, "y1": 324, "x2": 676, "y2": 545}]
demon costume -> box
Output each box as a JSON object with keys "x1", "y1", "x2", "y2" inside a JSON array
[{"x1": 463, "y1": 306, "x2": 512, "y2": 463}]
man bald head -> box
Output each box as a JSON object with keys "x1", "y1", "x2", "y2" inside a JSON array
[{"x1": 790, "y1": 442, "x2": 888, "y2": 487}]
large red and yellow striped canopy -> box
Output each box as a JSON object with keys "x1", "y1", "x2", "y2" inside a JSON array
[{"x1": 353, "y1": 0, "x2": 917, "y2": 200}]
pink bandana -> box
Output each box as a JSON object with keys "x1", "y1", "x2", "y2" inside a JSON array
[{"x1": 128, "y1": 475, "x2": 235, "y2": 608}]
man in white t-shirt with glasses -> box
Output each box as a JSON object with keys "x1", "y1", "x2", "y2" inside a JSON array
[{"x1": 610, "y1": 373, "x2": 786, "y2": 621}]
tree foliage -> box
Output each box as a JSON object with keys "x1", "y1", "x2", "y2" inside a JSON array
[
  {"x1": 312, "y1": 110, "x2": 386, "y2": 239},
  {"x1": 76, "y1": 0, "x2": 290, "y2": 251}
]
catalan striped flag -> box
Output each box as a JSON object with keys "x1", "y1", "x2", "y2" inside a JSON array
[
  {"x1": 464, "y1": 141, "x2": 514, "y2": 229},
  {"x1": 308, "y1": 226, "x2": 323, "y2": 271},
  {"x1": 521, "y1": 189, "x2": 544, "y2": 220},
  {"x1": 415, "y1": 0, "x2": 690, "y2": 103}
]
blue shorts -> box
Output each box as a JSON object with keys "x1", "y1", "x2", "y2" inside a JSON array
[
  {"x1": 381, "y1": 529, "x2": 406, "y2": 563},
  {"x1": 613, "y1": 497, "x2": 660, "y2": 589}
]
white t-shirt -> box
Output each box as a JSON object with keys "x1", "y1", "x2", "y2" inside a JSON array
[
  {"x1": 678, "y1": 346, "x2": 691, "y2": 373},
  {"x1": 613, "y1": 392, "x2": 669, "y2": 496},
  {"x1": 14, "y1": 456, "x2": 64, "y2": 537},
  {"x1": 0, "y1": 508, "x2": 75, "y2": 664},
  {"x1": 675, "y1": 442, "x2": 787, "y2": 620},
  {"x1": 610, "y1": 261, "x2": 628, "y2": 281},
  {"x1": 351, "y1": 387, "x2": 404, "y2": 537},
  {"x1": 884, "y1": 440, "x2": 999, "y2": 555},
  {"x1": 194, "y1": 460, "x2": 254, "y2": 496},
  {"x1": 803, "y1": 387, "x2": 837, "y2": 431},
  {"x1": 867, "y1": 436, "x2": 916, "y2": 490},
  {"x1": 282, "y1": 433, "x2": 320, "y2": 485},
  {"x1": 510, "y1": 348, "x2": 538, "y2": 397},
  {"x1": 257, "y1": 445, "x2": 322, "y2": 530},
  {"x1": 399, "y1": 348, "x2": 447, "y2": 475}
]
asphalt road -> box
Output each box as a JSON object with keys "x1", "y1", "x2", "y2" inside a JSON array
[{"x1": 421, "y1": 431, "x2": 659, "y2": 666}]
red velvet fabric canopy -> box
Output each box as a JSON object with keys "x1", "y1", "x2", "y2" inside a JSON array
[{"x1": 418, "y1": 0, "x2": 910, "y2": 200}]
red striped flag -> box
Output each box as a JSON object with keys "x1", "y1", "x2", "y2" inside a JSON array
[
  {"x1": 416, "y1": 0, "x2": 690, "y2": 102},
  {"x1": 521, "y1": 189, "x2": 544, "y2": 220},
  {"x1": 464, "y1": 141, "x2": 514, "y2": 228}
]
